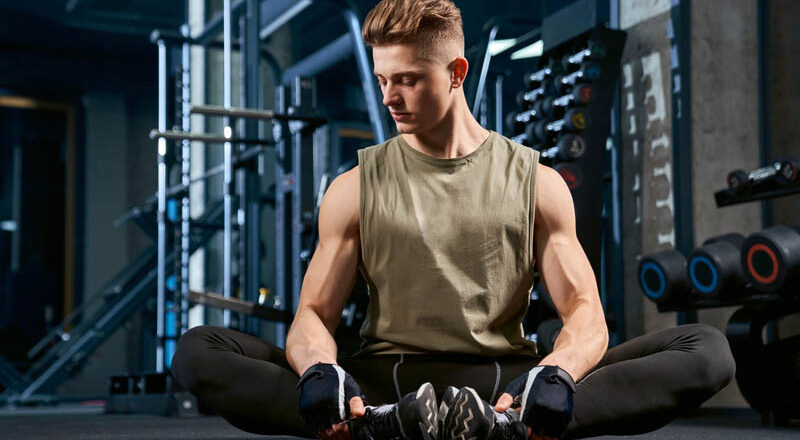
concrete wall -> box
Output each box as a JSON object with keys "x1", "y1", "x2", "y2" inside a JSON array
[
  {"x1": 768, "y1": 0, "x2": 800, "y2": 340},
  {"x1": 618, "y1": 0, "x2": 675, "y2": 340},
  {"x1": 690, "y1": 0, "x2": 761, "y2": 408},
  {"x1": 618, "y1": 0, "x2": 769, "y2": 408},
  {"x1": 58, "y1": 93, "x2": 131, "y2": 396}
]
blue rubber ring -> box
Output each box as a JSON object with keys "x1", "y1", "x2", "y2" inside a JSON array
[
  {"x1": 640, "y1": 262, "x2": 666, "y2": 300},
  {"x1": 689, "y1": 255, "x2": 718, "y2": 295}
]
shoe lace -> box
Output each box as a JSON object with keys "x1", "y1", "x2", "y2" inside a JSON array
[{"x1": 349, "y1": 406, "x2": 403, "y2": 440}]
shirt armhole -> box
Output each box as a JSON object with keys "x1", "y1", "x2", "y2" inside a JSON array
[
  {"x1": 357, "y1": 148, "x2": 367, "y2": 268},
  {"x1": 529, "y1": 150, "x2": 540, "y2": 268}
]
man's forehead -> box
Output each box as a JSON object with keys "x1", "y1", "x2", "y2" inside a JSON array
[{"x1": 372, "y1": 45, "x2": 437, "y2": 76}]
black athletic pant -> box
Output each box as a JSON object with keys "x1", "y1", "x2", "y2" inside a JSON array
[{"x1": 171, "y1": 323, "x2": 735, "y2": 439}]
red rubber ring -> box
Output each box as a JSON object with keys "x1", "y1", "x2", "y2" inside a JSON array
[{"x1": 746, "y1": 243, "x2": 779, "y2": 285}]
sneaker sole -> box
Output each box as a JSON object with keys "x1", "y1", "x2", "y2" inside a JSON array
[
  {"x1": 413, "y1": 382, "x2": 438, "y2": 440},
  {"x1": 441, "y1": 388, "x2": 492, "y2": 440}
]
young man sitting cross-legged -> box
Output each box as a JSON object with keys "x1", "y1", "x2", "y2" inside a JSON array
[{"x1": 171, "y1": 1, "x2": 735, "y2": 439}]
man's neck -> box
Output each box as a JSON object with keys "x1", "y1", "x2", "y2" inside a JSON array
[{"x1": 401, "y1": 101, "x2": 491, "y2": 159}]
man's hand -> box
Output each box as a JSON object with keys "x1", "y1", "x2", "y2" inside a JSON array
[
  {"x1": 493, "y1": 365, "x2": 576, "y2": 439},
  {"x1": 297, "y1": 363, "x2": 367, "y2": 438}
]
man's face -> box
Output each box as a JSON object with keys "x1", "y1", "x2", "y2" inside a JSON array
[{"x1": 372, "y1": 44, "x2": 457, "y2": 134}]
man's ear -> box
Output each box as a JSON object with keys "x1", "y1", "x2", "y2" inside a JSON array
[{"x1": 450, "y1": 57, "x2": 469, "y2": 88}]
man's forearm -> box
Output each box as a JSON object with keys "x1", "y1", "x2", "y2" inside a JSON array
[
  {"x1": 286, "y1": 307, "x2": 339, "y2": 377},
  {"x1": 538, "y1": 299, "x2": 608, "y2": 382}
]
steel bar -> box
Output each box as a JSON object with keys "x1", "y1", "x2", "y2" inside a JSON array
[
  {"x1": 194, "y1": 0, "x2": 246, "y2": 46},
  {"x1": 149, "y1": 129, "x2": 271, "y2": 145},
  {"x1": 188, "y1": 291, "x2": 291, "y2": 322},
  {"x1": 223, "y1": 0, "x2": 233, "y2": 328},
  {"x1": 190, "y1": 104, "x2": 326, "y2": 125},
  {"x1": 259, "y1": 0, "x2": 312, "y2": 40},
  {"x1": 342, "y1": 7, "x2": 387, "y2": 143},
  {"x1": 155, "y1": 39, "x2": 168, "y2": 373},
  {"x1": 281, "y1": 34, "x2": 352, "y2": 85},
  {"x1": 180, "y1": 24, "x2": 191, "y2": 336}
]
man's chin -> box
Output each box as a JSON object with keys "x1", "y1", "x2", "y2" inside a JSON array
[{"x1": 394, "y1": 122, "x2": 419, "y2": 134}]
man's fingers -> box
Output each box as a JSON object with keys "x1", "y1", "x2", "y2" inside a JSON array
[
  {"x1": 349, "y1": 396, "x2": 365, "y2": 417},
  {"x1": 319, "y1": 421, "x2": 349, "y2": 440},
  {"x1": 493, "y1": 393, "x2": 514, "y2": 411}
]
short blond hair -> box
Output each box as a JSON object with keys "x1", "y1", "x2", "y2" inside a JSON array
[{"x1": 362, "y1": 0, "x2": 465, "y2": 60}]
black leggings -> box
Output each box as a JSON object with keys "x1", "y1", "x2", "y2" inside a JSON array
[{"x1": 170, "y1": 323, "x2": 735, "y2": 439}]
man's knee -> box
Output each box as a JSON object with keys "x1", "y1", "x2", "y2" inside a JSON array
[
  {"x1": 684, "y1": 323, "x2": 736, "y2": 393},
  {"x1": 171, "y1": 325, "x2": 218, "y2": 391}
]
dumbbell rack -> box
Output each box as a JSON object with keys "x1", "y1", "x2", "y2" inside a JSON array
[
  {"x1": 510, "y1": 27, "x2": 626, "y2": 345},
  {"x1": 714, "y1": 172, "x2": 800, "y2": 207},
  {"x1": 657, "y1": 183, "x2": 800, "y2": 425}
]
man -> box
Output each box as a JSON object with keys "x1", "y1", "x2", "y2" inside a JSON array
[{"x1": 171, "y1": 1, "x2": 735, "y2": 439}]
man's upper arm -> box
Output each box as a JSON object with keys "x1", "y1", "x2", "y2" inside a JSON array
[
  {"x1": 533, "y1": 165, "x2": 601, "y2": 319},
  {"x1": 296, "y1": 166, "x2": 361, "y2": 334}
]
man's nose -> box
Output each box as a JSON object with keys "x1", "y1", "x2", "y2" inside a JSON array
[{"x1": 382, "y1": 84, "x2": 401, "y2": 107}]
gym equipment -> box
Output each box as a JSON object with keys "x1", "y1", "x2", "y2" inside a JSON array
[
  {"x1": 538, "y1": 84, "x2": 594, "y2": 118},
  {"x1": 516, "y1": 80, "x2": 553, "y2": 109},
  {"x1": 561, "y1": 40, "x2": 608, "y2": 71},
  {"x1": 541, "y1": 134, "x2": 587, "y2": 162},
  {"x1": 533, "y1": 108, "x2": 589, "y2": 143},
  {"x1": 727, "y1": 159, "x2": 799, "y2": 194},
  {"x1": 727, "y1": 305, "x2": 800, "y2": 426},
  {"x1": 536, "y1": 319, "x2": 562, "y2": 355},
  {"x1": 505, "y1": 107, "x2": 542, "y2": 135},
  {"x1": 740, "y1": 225, "x2": 800, "y2": 294},
  {"x1": 686, "y1": 233, "x2": 748, "y2": 299},
  {"x1": 553, "y1": 62, "x2": 602, "y2": 93},
  {"x1": 0, "y1": 200, "x2": 227, "y2": 404},
  {"x1": 638, "y1": 249, "x2": 691, "y2": 305},
  {"x1": 553, "y1": 162, "x2": 584, "y2": 190},
  {"x1": 515, "y1": 134, "x2": 586, "y2": 163},
  {"x1": 106, "y1": 372, "x2": 198, "y2": 417},
  {"x1": 523, "y1": 62, "x2": 561, "y2": 89}
]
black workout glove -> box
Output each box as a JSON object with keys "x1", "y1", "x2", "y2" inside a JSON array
[
  {"x1": 296, "y1": 363, "x2": 366, "y2": 433},
  {"x1": 502, "y1": 365, "x2": 576, "y2": 439}
]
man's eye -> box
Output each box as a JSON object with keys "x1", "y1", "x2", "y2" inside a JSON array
[{"x1": 403, "y1": 80, "x2": 417, "y2": 86}]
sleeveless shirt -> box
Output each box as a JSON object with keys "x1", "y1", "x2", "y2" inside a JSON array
[{"x1": 355, "y1": 130, "x2": 540, "y2": 356}]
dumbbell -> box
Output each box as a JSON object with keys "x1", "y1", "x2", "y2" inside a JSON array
[
  {"x1": 740, "y1": 225, "x2": 800, "y2": 294},
  {"x1": 539, "y1": 134, "x2": 587, "y2": 163},
  {"x1": 638, "y1": 249, "x2": 691, "y2": 304},
  {"x1": 512, "y1": 133, "x2": 587, "y2": 163},
  {"x1": 536, "y1": 318, "x2": 562, "y2": 356},
  {"x1": 505, "y1": 107, "x2": 542, "y2": 135},
  {"x1": 513, "y1": 123, "x2": 540, "y2": 147},
  {"x1": 727, "y1": 159, "x2": 799, "y2": 193},
  {"x1": 561, "y1": 40, "x2": 608, "y2": 71},
  {"x1": 516, "y1": 79, "x2": 554, "y2": 109},
  {"x1": 533, "y1": 108, "x2": 589, "y2": 143},
  {"x1": 686, "y1": 233, "x2": 748, "y2": 298},
  {"x1": 553, "y1": 62, "x2": 602, "y2": 94},
  {"x1": 553, "y1": 162, "x2": 583, "y2": 190},
  {"x1": 537, "y1": 84, "x2": 594, "y2": 118},
  {"x1": 523, "y1": 60, "x2": 563, "y2": 89}
]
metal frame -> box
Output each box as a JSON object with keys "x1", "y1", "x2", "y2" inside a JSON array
[
  {"x1": 669, "y1": 0, "x2": 697, "y2": 325},
  {"x1": 606, "y1": 0, "x2": 625, "y2": 345}
]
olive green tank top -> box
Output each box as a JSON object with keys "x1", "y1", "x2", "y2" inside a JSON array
[{"x1": 355, "y1": 131, "x2": 540, "y2": 356}]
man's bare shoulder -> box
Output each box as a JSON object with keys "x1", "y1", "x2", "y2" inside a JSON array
[
  {"x1": 534, "y1": 164, "x2": 575, "y2": 232},
  {"x1": 321, "y1": 165, "x2": 360, "y2": 234}
]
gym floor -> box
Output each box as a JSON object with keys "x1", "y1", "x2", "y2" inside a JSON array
[{"x1": 0, "y1": 406, "x2": 798, "y2": 439}]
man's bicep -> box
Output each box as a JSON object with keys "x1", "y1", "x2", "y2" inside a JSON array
[
  {"x1": 297, "y1": 168, "x2": 361, "y2": 333},
  {"x1": 533, "y1": 166, "x2": 597, "y2": 317}
]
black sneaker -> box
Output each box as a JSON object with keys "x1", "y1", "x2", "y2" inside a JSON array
[
  {"x1": 349, "y1": 382, "x2": 439, "y2": 440},
  {"x1": 440, "y1": 387, "x2": 527, "y2": 440},
  {"x1": 437, "y1": 386, "x2": 459, "y2": 435}
]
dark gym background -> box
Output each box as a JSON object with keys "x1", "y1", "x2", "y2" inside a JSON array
[{"x1": 0, "y1": 0, "x2": 799, "y2": 438}]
